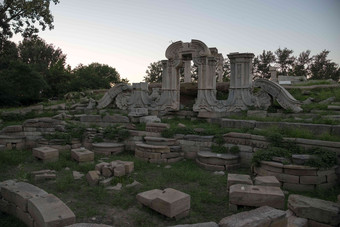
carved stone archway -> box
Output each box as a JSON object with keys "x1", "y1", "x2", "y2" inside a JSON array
[{"x1": 157, "y1": 39, "x2": 225, "y2": 112}]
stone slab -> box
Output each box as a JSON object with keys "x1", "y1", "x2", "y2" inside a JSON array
[
  {"x1": 227, "y1": 174, "x2": 252, "y2": 189},
  {"x1": 135, "y1": 143, "x2": 170, "y2": 153},
  {"x1": 254, "y1": 176, "x2": 280, "y2": 187},
  {"x1": 219, "y1": 205, "x2": 287, "y2": 227},
  {"x1": 28, "y1": 194, "x2": 76, "y2": 227},
  {"x1": 92, "y1": 143, "x2": 124, "y2": 155},
  {"x1": 86, "y1": 171, "x2": 99, "y2": 186},
  {"x1": 288, "y1": 194, "x2": 340, "y2": 226},
  {"x1": 229, "y1": 184, "x2": 285, "y2": 209},
  {"x1": 195, "y1": 158, "x2": 225, "y2": 171}
]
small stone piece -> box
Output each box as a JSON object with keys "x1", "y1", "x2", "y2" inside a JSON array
[
  {"x1": 113, "y1": 164, "x2": 126, "y2": 177},
  {"x1": 136, "y1": 188, "x2": 190, "y2": 218},
  {"x1": 288, "y1": 194, "x2": 340, "y2": 226},
  {"x1": 139, "y1": 115, "x2": 161, "y2": 124},
  {"x1": 72, "y1": 171, "x2": 84, "y2": 180},
  {"x1": 32, "y1": 146, "x2": 59, "y2": 162},
  {"x1": 227, "y1": 174, "x2": 252, "y2": 189},
  {"x1": 99, "y1": 177, "x2": 113, "y2": 186},
  {"x1": 71, "y1": 148, "x2": 94, "y2": 163},
  {"x1": 254, "y1": 176, "x2": 280, "y2": 187},
  {"x1": 34, "y1": 173, "x2": 56, "y2": 182},
  {"x1": 102, "y1": 166, "x2": 113, "y2": 177},
  {"x1": 219, "y1": 206, "x2": 287, "y2": 227},
  {"x1": 86, "y1": 171, "x2": 99, "y2": 186},
  {"x1": 126, "y1": 180, "x2": 141, "y2": 188},
  {"x1": 106, "y1": 183, "x2": 122, "y2": 191},
  {"x1": 292, "y1": 154, "x2": 315, "y2": 165}
]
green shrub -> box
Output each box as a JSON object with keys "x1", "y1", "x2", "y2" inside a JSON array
[
  {"x1": 229, "y1": 146, "x2": 240, "y2": 154},
  {"x1": 103, "y1": 125, "x2": 130, "y2": 142}
]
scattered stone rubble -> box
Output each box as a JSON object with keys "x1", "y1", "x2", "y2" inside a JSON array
[
  {"x1": 86, "y1": 160, "x2": 134, "y2": 187},
  {"x1": 31, "y1": 169, "x2": 57, "y2": 182},
  {"x1": 0, "y1": 180, "x2": 75, "y2": 227}
]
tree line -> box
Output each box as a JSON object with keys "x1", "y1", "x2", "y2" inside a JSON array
[
  {"x1": 144, "y1": 48, "x2": 340, "y2": 83},
  {"x1": 0, "y1": 0, "x2": 127, "y2": 107}
]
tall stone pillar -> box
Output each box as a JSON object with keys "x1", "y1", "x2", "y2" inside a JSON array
[
  {"x1": 225, "y1": 53, "x2": 255, "y2": 112},
  {"x1": 183, "y1": 60, "x2": 191, "y2": 83},
  {"x1": 157, "y1": 60, "x2": 180, "y2": 111},
  {"x1": 269, "y1": 66, "x2": 278, "y2": 82},
  {"x1": 193, "y1": 56, "x2": 226, "y2": 113}
]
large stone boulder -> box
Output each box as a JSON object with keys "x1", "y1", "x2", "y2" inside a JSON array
[{"x1": 288, "y1": 194, "x2": 340, "y2": 226}]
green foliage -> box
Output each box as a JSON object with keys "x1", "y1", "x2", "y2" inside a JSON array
[
  {"x1": 65, "y1": 123, "x2": 86, "y2": 140},
  {"x1": 103, "y1": 125, "x2": 130, "y2": 142},
  {"x1": 305, "y1": 148, "x2": 337, "y2": 169},
  {"x1": 229, "y1": 146, "x2": 240, "y2": 154},
  {"x1": 211, "y1": 145, "x2": 228, "y2": 154},
  {"x1": 0, "y1": 149, "x2": 31, "y2": 171},
  {"x1": 275, "y1": 47, "x2": 295, "y2": 75},
  {"x1": 310, "y1": 50, "x2": 340, "y2": 81},
  {"x1": 0, "y1": 61, "x2": 47, "y2": 106},
  {"x1": 0, "y1": 0, "x2": 60, "y2": 39},
  {"x1": 69, "y1": 63, "x2": 123, "y2": 91},
  {"x1": 253, "y1": 50, "x2": 276, "y2": 78},
  {"x1": 144, "y1": 61, "x2": 163, "y2": 83}
]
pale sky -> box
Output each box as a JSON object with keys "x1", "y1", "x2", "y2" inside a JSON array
[{"x1": 11, "y1": 0, "x2": 340, "y2": 82}]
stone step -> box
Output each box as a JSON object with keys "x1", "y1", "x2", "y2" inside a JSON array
[
  {"x1": 328, "y1": 105, "x2": 340, "y2": 110},
  {"x1": 197, "y1": 151, "x2": 239, "y2": 166},
  {"x1": 229, "y1": 184, "x2": 285, "y2": 210},
  {"x1": 144, "y1": 136, "x2": 177, "y2": 146},
  {"x1": 92, "y1": 142, "x2": 124, "y2": 155},
  {"x1": 145, "y1": 122, "x2": 170, "y2": 133}
]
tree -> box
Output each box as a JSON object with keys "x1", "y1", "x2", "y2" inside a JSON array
[
  {"x1": 18, "y1": 36, "x2": 66, "y2": 73},
  {"x1": 310, "y1": 50, "x2": 340, "y2": 81},
  {"x1": 144, "y1": 61, "x2": 163, "y2": 83},
  {"x1": 275, "y1": 48, "x2": 295, "y2": 75},
  {"x1": 0, "y1": 0, "x2": 59, "y2": 40},
  {"x1": 253, "y1": 50, "x2": 276, "y2": 79},
  {"x1": 0, "y1": 39, "x2": 18, "y2": 69},
  {"x1": 0, "y1": 61, "x2": 47, "y2": 106},
  {"x1": 69, "y1": 63, "x2": 123, "y2": 91},
  {"x1": 44, "y1": 60, "x2": 71, "y2": 97},
  {"x1": 292, "y1": 50, "x2": 312, "y2": 77}
]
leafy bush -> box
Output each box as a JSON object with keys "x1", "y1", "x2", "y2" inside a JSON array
[
  {"x1": 103, "y1": 125, "x2": 130, "y2": 142},
  {"x1": 229, "y1": 146, "x2": 240, "y2": 154}
]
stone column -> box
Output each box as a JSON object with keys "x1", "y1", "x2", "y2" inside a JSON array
[
  {"x1": 193, "y1": 56, "x2": 226, "y2": 113},
  {"x1": 157, "y1": 59, "x2": 180, "y2": 111},
  {"x1": 183, "y1": 60, "x2": 191, "y2": 83},
  {"x1": 225, "y1": 53, "x2": 255, "y2": 112},
  {"x1": 269, "y1": 66, "x2": 278, "y2": 82}
]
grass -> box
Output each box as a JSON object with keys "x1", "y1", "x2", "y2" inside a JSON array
[{"x1": 0, "y1": 147, "x2": 339, "y2": 226}]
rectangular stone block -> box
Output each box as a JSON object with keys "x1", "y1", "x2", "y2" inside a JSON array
[
  {"x1": 260, "y1": 161, "x2": 283, "y2": 173},
  {"x1": 86, "y1": 171, "x2": 99, "y2": 186},
  {"x1": 71, "y1": 148, "x2": 94, "y2": 163},
  {"x1": 0, "y1": 198, "x2": 9, "y2": 213},
  {"x1": 227, "y1": 174, "x2": 252, "y2": 189},
  {"x1": 229, "y1": 184, "x2": 285, "y2": 209},
  {"x1": 28, "y1": 194, "x2": 75, "y2": 227},
  {"x1": 300, "y1": 175, "x2": 326, "y2": 185},
  {"x1": 114, "y1": 164, "x2": 126, "y2": 177},
  {"x1": 32, "y1": 146, "x2": 59, "y2": 162},
  {"x1": 284, "y1": 165, "x2": 317, "y2": 176},
  {"x1": 167, "y1": 157, "x2": 183, "y2": 163},
  {"x1": 254, "y1": 176, "x2": 280, "y2": 187},
  {"x1": 277, "y1": 173, "x2": 299, "y2": 184},
  {"x1": 283, "y1": 183, "x2": 315, "y2": 191}
]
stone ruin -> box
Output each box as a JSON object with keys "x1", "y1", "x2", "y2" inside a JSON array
[{"x1": 95, "y1": 39, "x2": 302, "y2": 117}]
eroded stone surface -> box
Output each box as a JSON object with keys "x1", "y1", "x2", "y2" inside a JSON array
[
  {"x1": 254, "y1": 176, "x2": 280, "y2": 187},
  {"x1": 229, "y1": 184, "x2": 285, "y2": 209},
  {"x1": 92, "y1": 143, "x2": 124, "y2": 155},
  {"x1": 137, "y1": 188, "x2": 190, "y2": 218},
  {"x1": 288, "y1": 194, "x2": 340, "y2": 226},
  {"x1": 71, "y1": 148, "x2": 94, "y2": 162},
  {"x1": 32, "y1": 146, "x2": 59, "y2": 162},
  {"x1": 227, "y1": 174, "x2": 253, "y2": 189},
  {"x1": 219, "y1": 206, "x2": 287, "y2": 227},
  {"x1": 28, "y1": 194, "x2": 75, "y2": 227}
]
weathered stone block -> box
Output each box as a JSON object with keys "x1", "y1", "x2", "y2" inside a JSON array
[
  {"x1": 137, "y1": 188, "x2": 190, "y2": 218},
  {"x1": 219, "y1": 206, "x2": 287, "y2": 227},
  {"x1": 32, "y1": 146, "x2": 59, "y2": 162},
  {"x1": 254, "y1": 176, "x2": 280, "y2": 187},
  {"x1": 277, "y1": 173, "x2": 299, "y2": 184},
  {"x1": 28, "y1": 194, "x2": 76, "y2": 227},
  {"x1": 135, "y1": 143, "x2": 170, "y2": 153},
  {"x1": 92, "y1": 142, "x2": 124, "y2": 155},
  {"x1": 227, "y1": 174, "x2": 252, "y2": 189},
  {"x1": 102, "y1": 166, "x2": 113, "y2": 177},
  {"x1": 102, "y1": 114, "x2": 129, "y2": 123},
  {"x1": 114, "y1": 164, "x2": 126, "y2": 177},
  {"x1": 283, "y1": 183, "x2": 315, "y2": 191},
  {"x1": 300, "y1": 175, "x2": 326, "y2": 185},
  {"x1": 71, "y1": 148, "x2": 94, "y2": 163},
  {"x1": 260, "y1": 161, "x2": 283, "y2": 173},
  {"x1": 197, "y1": 151, "x2": 239, "y2": 166},
  {"x1": 86, "y1": 171, "x2": 99, "y2": 186},
  {"x1": 288, "y1": 194, "x2": 340, "y2": 226},
  {"x1": 283, "y1": 164, "x2": 317, "y2": 176},
  {"x1": 195, "y1": 158, "x2": 225, "y2": 171},
  {"x1": 16, "y1": 207, "x2": 34, "y2": 227},
  {"x1": 229, "y1": 184, "x2": 285, "y2": 209}
]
